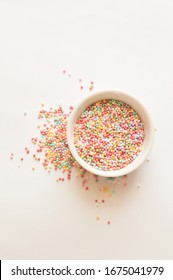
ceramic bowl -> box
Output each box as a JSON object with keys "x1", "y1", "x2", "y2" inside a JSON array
[{"x1": 67, "y1": 91, "x2": 154, "y2": 177}]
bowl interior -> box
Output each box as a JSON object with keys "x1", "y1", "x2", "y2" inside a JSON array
[{"x1": 67, "y1": 91, "x2": 154, "y2": 177}]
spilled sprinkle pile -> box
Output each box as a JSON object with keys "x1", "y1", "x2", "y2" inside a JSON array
[{"x1": 10, "y1": 72, "x2": 150, "y2": 225}]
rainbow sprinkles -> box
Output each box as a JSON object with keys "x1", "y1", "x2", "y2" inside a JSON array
[{"x1": 74, "y1": 99, "x2": 145, "y2": 171}]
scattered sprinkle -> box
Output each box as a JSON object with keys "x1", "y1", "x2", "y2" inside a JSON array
[
  {"x1": 10, "y1": 153, "x2": 14, "y2": 160},
  {"x1": 34, "y1": 105, "x2": 81, "y2": 179},
  {"x1": 10, "y1": 72, "x2": 137, "y2": 226}
]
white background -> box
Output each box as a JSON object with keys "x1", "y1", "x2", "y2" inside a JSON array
[{"x1": 0, "y1": 0, "x2": 173, "y2": 259}]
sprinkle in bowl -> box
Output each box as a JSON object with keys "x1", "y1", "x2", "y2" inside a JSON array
[{"x1": 67, "y1": 91, "x2": 154, "y2": 177}]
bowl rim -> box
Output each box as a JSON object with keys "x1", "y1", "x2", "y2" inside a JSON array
[{"x1": 67, "y1": 90, "x2": 154, "y2": 177}]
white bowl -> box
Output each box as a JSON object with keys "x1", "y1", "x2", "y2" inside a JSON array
[{"x1": 67, "y1": 91, "x2": 154, "y2": 177}]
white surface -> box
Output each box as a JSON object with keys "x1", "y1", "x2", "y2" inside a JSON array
[
  {"x1": 67, "y1": 90, "x2": 154, "y2": 177},
  {"x1": 0, "y1": 0, "x2": 173, "y2": 259}
]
